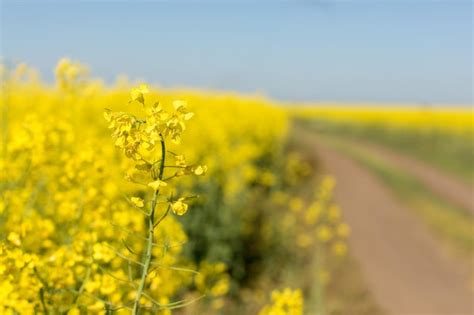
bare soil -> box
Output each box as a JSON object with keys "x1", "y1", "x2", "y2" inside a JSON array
[
  {"x1": 353, "y1": 140, "x2": 474, "y2": 215},
  {"x1": 297, "y1": 127, "x2": 474, "y2": 315}
]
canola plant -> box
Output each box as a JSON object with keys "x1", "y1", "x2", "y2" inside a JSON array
[{"x1": 0, "y1": 60, "x2": 349, "y2": 314}]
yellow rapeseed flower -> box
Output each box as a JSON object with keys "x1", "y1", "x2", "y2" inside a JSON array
[
  {"x1": 130, "y1": 84, "x2": 149, "y2": 104},
  {"x1": 147, "y1": 179, "x2": 167, "y2": 190},
  {"x1": 171, "y1": 198, "x2": 188, "y2": 216},
  {"x1": 316, "y1": 225, "x2": 332, "y2": 242},
  {"x1": 332, "y1": 241, "x2": 348, "y2": 256},
  {"x1": 7, "y1": 232, "x2": 21, "y2": 246},
  {"x1": 131, "y1": 197, "x2": 145, "y2": 208},
  {"x1": 192, "y1": 165, "x2": 207, "y2": 176}
]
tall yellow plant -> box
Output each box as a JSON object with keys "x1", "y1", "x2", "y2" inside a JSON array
[{"x1": 104, "y1": 84, "x2": 206, "y2": 314}]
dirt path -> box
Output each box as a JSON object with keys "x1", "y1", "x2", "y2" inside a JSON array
[
  {"x1": 297, "y1": 127, "x2": 473, "y2": 315},
  {"x1": 350, "y1": 140, "x2": 474, "y2": 215}
]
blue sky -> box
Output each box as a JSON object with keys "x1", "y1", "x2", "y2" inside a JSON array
[{"x1": 1, "y1": 0, "x2": 472, "y2": 104}]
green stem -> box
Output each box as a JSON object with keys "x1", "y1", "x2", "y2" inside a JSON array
[
  {"x1": 132, "y1": 136, "x2": 167, "y2": 315},
  {"x1": 39, "y1": 288, "x2": 48, "y2": 315},
  {"x1": 158, "y1": 136, "x2": 166, "y2": 179},
  {"x1": 72, "y1": 266, "x2": 91, "y2": 305}
]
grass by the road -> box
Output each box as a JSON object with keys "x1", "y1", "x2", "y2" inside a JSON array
[
  {"x1": 297, "y1": 119, "x2": 474, "y2": 185},
  {"x1": 320, "y1": 134, "x2": 474, "y2": 259}
]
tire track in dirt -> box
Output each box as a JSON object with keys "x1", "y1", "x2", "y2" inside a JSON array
[
  {"x1": 297, "y1": 127, "x2": 473, "y2": 315},
  {"x1": 351, "y1": 140, "x2": 473, "y2": 215}
]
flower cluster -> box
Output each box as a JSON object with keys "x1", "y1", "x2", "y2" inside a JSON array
[
  {"x1": 273, "y1": 176, "x2": 350, "y2": 255},
  {"x1": 104, "y1": 84, "x2": 211, "y2": 313},
  {"x1": 0, "y1": 65, "x2": 226, "y2": 313},
  {"x1": 259, "y1": 288, "x2": 304, "y2": 315},
  {"x1": 55, "y1": 58, "x2": 88, "y2": 92},
  {"x1": 2, "y1": 60, "x2": 356, "y2": 314},
  {"x1": 104, "y1": 85, "x2": 207, "y2": 216}
]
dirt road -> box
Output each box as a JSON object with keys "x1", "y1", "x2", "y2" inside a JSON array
[
  {"x1": 352, "y1": 141, "x2": 473, "y2": 215},
  {"x1": 298, "y1": 127, "x2": 473, "y2": 315}
]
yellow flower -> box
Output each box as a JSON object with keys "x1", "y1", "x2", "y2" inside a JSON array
[
  {"x1": 103, "y1": 108, "x2": 112, "y2": 122},
  {"x1": 172, "y1": 100, "x2": 194, "y2": 120},
  {"x1": 332, "y1": 241, "x2": 348, "y2": 256},
  {"x1": 131, "y1": 197, "x2": 144, "y2": 208},
  {"x1": 130, "y1": 84, "x2": 149, "y2": 104},
  {"x1": 192, "y1": 165, "x2": 207, "y2": 176},
  {"x1": 259, "y1": 288, "x2": 303, "y2": 315},
  {"x1": 92, "y1": 243, "x2": 114, "y2": 263},
  {"x1": 171, "y1": 198, "x2": 188, "y2": 216},
  {"x1": 7, "y1": 232, "x2": 21, "y2": 246},
  {"x1": 327, "y1": 205, "x2": 341, "y2": 222},
  {"x1": 148, "y1": 179, "x2": 167, "y2": 190},
  {"x1": 289, "y1": 197, "x2": 303, "y2": 213},
  {"x1": 175, "y1": 155, "x2": 187, "y2": 166},
  {"x1": 211, "y1": 278, "x2": 230, "y2": 296},
  {"x1": 172, "y1": 99, "x2": 186, "y2": 110},
  {"x1": 316, "y1": 225, "x2": 332, "y2": 242},
  {"x1": 68, "y1": 307, "x2": 81, "y2": 315}
]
